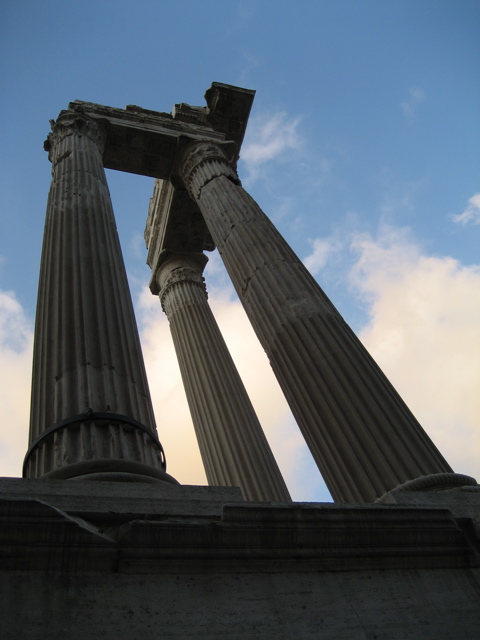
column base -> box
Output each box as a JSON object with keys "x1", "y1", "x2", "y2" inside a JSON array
[
  {"x1": 41, "y1": 459, "x2": 179, "y2": 485},
  {"x1": 380, "y1": 472, "x2": 478, "y2": 498}
]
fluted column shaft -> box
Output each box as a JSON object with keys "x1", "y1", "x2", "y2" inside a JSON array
[
  {"x1": 177, "y1": 140, "x2": 452, "y2": 503},
  {"x1": 26, "y1": 113, "x2": 173, "y2": 483},
  {"x1": 157, "y1": 254, "x2": 291, "y2": 502}
]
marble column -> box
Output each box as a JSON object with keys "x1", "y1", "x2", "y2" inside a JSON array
[
  {"x1": 156, "y1": 252, "x2": 291, "y2": 502},
  {"x1": 176, "y1": 140, "x2": 453, "y2": 503},
  {"x1": 25, "y1": 112, "x2": 176, "y2": 484}
]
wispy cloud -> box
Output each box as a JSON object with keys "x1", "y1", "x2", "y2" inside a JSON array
[
  {"x1": 238, "y1": 52, "x2": 262, "y2": 87},
  {"x1": 452, "y1": 193, "x2": 480, "y2": 226},
  {"x1": 303, "y1": 236, "x2": 344, "y2": 275},
  {"x1": 240, "y1": 111, "x2": 303, "y2": 184},
  {"x1": 400, "y1": 87, "x2": 426, "y2": 117}
]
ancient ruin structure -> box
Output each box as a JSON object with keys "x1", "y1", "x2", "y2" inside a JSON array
[
  {"x1": 2, "y1": 83, "x2": 479, "y2": 639},
  {"x1": 26, "y1": 83, "x2": 461, "y2": 502}
]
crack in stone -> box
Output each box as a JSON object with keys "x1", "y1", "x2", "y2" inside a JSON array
[
  {"x1": 197, "y1": 172, "x2": 239, "y2": 198},
  {"x1": 242, "y1": 267, "x2": 259, "y2": 296}
]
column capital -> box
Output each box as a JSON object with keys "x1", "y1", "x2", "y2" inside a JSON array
[
  {"x1": 157, "y1": 253, "x2": 209, "y2": 312},
  {"x1": 175, "y1": 138, "x2": 241, "y2": 201},
  {"x1": 44, "y1": 112, "x2": 107, "y2": 166}
]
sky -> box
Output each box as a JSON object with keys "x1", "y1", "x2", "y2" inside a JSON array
[{"x1": 0, "y1": 0, "x2": 478, "y2": 501}]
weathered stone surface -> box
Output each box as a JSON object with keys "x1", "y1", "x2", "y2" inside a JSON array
[
  {"x1": 377, "y1": 475, "x2": 480, "y2": 540},
  {"x1": 4, "y1": 568, "x2": 480, "y2": 640},
  {"x1": 3, "y1": 477, "x2": 479, "y2": 572},
  {"x1": 0, "y1": 477, "x2": 243, "y2": 519}
]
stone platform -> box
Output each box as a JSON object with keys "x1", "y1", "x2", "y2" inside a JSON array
[{"x1": 2, "y1": 477, "x2": 480, "y2": 639}]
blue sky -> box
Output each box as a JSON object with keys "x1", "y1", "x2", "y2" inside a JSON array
[{"x1": 0, "y1": 0, "x2": 479, "y2": 500}]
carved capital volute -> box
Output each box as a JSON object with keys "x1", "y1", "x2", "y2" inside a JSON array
[
  {"x1": 157, "y1": 253, "x2": 209, "y2": 312},
  {"x1": 175, "y1": 138, "x2": 241, "y2": 201},
  {"x1": 44, "y1": 112, "x2": 107, "y2": 166}
]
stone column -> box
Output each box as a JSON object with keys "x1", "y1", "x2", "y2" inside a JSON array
[
  {"x1": 156, "y1": 252, "x2": 291, "y2": 502},
  {"x1": 176, "y1": 140, "x2": 453, "y2": 503},
  {"x1": 25, "y1": 112, "x2": 176, "y2": 484}
]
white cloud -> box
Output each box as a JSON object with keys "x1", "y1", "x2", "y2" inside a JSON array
[
  {"x1": 349, "y1": 227, "x2": 480, "y2": 480},
  {"x1": 303, "y1": 236, "x2": 344, "y2": 276},
  {"x1": 452, "y1": 193, "x2": 480, "y2": 226},
  {"x1": 0, "y1": 290, "x2": 33, "y2": 477},
  {"x1": 240, "y1": 111, "x2": 303, "y2": 183},
  {"x1": 400, "y1": 87, "x2": 426, "y2": 117}
]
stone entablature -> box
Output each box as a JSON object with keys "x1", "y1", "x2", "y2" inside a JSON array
[
  {"x1": 144, "y1": 179, "x2": 214, "y2": 295},
  {"x1": 62, "y1": 82, "x2": 254, "y2": 179}
]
